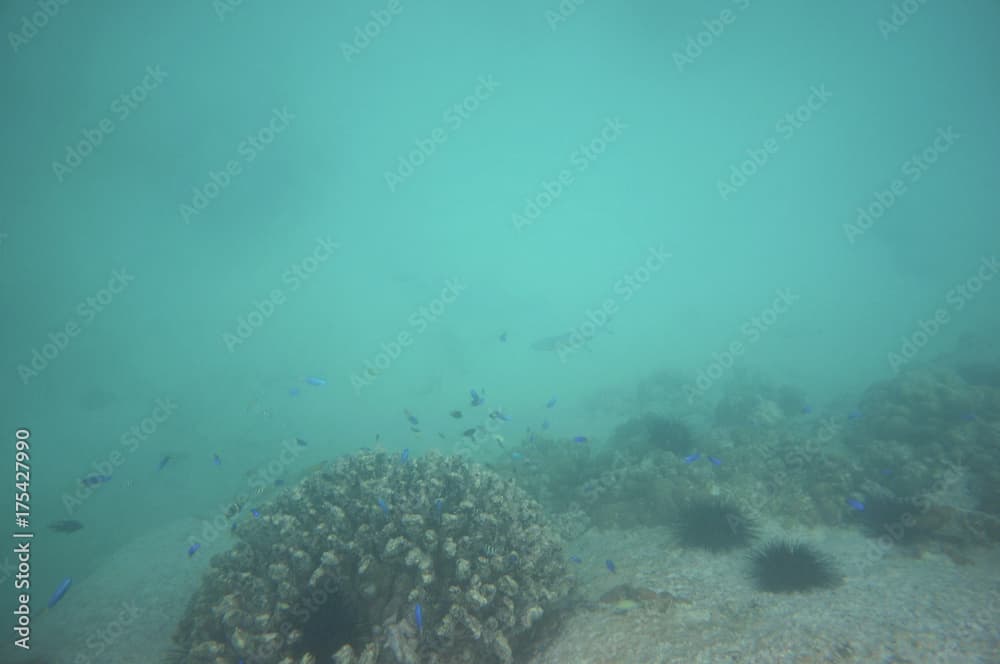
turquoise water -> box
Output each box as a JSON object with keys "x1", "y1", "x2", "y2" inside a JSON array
[{"x1": 2, "y1": 1, "x2": 999, "y2": 662}]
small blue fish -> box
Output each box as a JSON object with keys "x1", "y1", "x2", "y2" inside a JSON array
[
  {"x1": 569, "y1": 555, "x2": 582, "y2": 564},
  {"x1": 80, "y1": 474, "x2": 112, "y2": 486},
  {"x1": 157, "y1": 455, "x2": 171, "y2": 471},
  {"x1": 212, "y1": 453, "x2": 222, "y2": 466},
  {"x1": 274, "y1": 479, "x2": 285, "y2": 486},
  {"x1": 879, "y1": 468, "x2": 893, "y2": 476},
  {"x1": 511, "y1": 452, "x2": 524, "y2": 461},
  {"x1": 802, "y1": 405, "x2": 813, "y2": 414},
  {"x1": 305, "y1": 376, "x2": 327, "y2": 386},
  {"x1": 848, "y1": 410, "x2": 862, "y2": 420},
  {"x1": 707, "y1": 456, "x2": 722, "y2": 466},
  {"x1": 961, "y1": 412, "x2": 976, "y2": 422},
  {"x1": 251, "y1": 509, "x2": 261, "y2": 519},
  {"x1": 683, "y1": 452, "x2": 700, "y2": 464},
  {"x1": 401, "y1": 448, "x2": 410, "y2": 463},
  {"x1": 378, "y1": 498, "x2": 389, "y2": 516},
  {"x1": 469, "y1": 389, "x2": 485, "y2": 406},
  {"x1": 434, "y1": 498, "x2": 443, "y2": 520},
  {"x1": 295, "y1": 437, "x2": 308, "y2": 447},
  {"x1": 47, "y1": 578, "x2": 72, "y2": 608},
  {"x1": 187, "y1": 542, "x2": 201, "y2": 557},
  {"x1": 846, "y1": 498, "x2": 865, "y2": 512},
  {"x1": 404, "y1": 410, "x2": 419, "y2": 426},
  {"x1": 495, "y1": 411, "x2": 512, "y2": 422},
  {"x1": 288, "y1": 387, "x2": 301, "y2": 397},
  {"x1": 605, "y1": 559, "x2": 616, "y2": 573},
  {"x1": 572, "y1": 436, "x2": 587, "y2": 444},
  {"x1": 414, "y1": 603, "x2": 423, "y2": 635},
  {"x1": 541, "y1": 419, "x2": 550, "y2": 430},
  {"x1": 546, "y1": 396, "x2": 557, "y2": 408}
]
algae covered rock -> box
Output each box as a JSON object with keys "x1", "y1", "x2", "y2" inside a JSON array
[{"x1": 170, "y1": 450, "x2": 571, "y2": 663}]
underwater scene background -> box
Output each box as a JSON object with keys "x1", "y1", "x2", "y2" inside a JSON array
[{"x1": 1, "y1": 1, "x2": 999, "y2": 662}]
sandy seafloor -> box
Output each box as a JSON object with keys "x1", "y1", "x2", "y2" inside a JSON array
[{"x1": 14, "y1": 521, "x2": 1000, "y2": 664}]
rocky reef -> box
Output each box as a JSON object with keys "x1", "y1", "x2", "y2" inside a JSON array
[{"x1": 170, "y1": 450, "x2": 572, "y2": 664}]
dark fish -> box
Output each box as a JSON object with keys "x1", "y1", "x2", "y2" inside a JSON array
[
  {"x1": 48, "y1": 520, "x2": 83, "y2": 533},
  {"x1": 80, "y1": 474, "x2": 112, "y2": 486},
  {"x1": 404, "y1": 409, "x2": 419, "y2": 426},
  {"x1": 546, "y1": 396, "x2": 557, "y2": 408},
  {"x1": 846, "y1": 498, "x2": 865, "y2": 511},
  {"x1": 414, "y1": 602, "x2": 423, "y2": 635},
  {"x1": 605, "y1": 559, "x2": 616, "y2": 573},
  {"x1": 499, "y1": 332, "x2": 507, "y2": 342},
  {"x1": 469, "y1": 389, "x2": 485, "y2": 406},
  {"x1": 434, "y1": 498, "x2": 443, "y2": 521},
  {"x1": 409, "y1": 426, "x2": 421, "y2": 433},
  {"x1": 462, "y1": 428, "x2": 478, "y2": 438},
  {"x1": 572, "y1": 436, "x2": 587, "y2": 443},
  {"x1": 707, "y1": 455, "x2": 722, "y2": 466},
  {"x1": 187, "y1": 542, "x2": 201, "y2": 557},
  {"x1": 305, "y1": 376, "x2": 327, "y2": 386},
  {"x1": 157, "y1": 455, "x2": 171, "y2": 471},
  {"x1": 288, "y1": 387, "x2": 301, "y2": 396},
  {"x1": 683, "y1": 452, "x2": 700, "y2": 464},
  {"x1": 212, "y1": 453, "x2": 222, "y2": 465},
  {"x1": 401, "y1": 448, "x2": 410, "y2": 463},
  {"x1": 449, "y1": 410, "x2": 463, "y2": 419},
  {"x1": 569, "y1": 555, "x2": 582, "y2": 564},
  {"x1": 541, "y1": 419, "x2": 550, "y2": 430},
  {"x1": 47, "y1": 578, "x2": 72, "y2": 608},
  {"x1": 274, "y1": 479, "x2": 285, "y2": 486},
  {"x1": 295, "y1": 437, "x2": 308, "y2": 447}
]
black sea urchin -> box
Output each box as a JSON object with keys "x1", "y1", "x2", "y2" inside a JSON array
[
  {"x1": 673, "y1": 497, "x2": 759, "y2": 552},
  {"x1": 748, "y1": 540, "x2": 841, "y2": 593}
]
